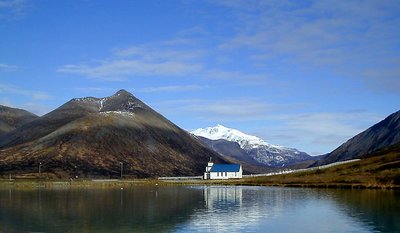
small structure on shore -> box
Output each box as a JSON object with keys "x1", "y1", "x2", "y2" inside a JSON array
[{"x1": 204, "y1": 158, "x2": 242, "y2": 180}]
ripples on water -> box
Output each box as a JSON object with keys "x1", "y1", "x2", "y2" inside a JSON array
[{"x1": 0, "y1": 186, "x2": 398, "y2": 232}]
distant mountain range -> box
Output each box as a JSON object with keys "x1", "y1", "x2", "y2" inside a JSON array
[
  {"x1": 0, "y1": 90, "x2": 226, "y2": 178},
  {"x1": 316, "y1": 110, "x2": 400, "y2": 166},
  {"x1": 191, "y1": 125, "x2": 312, "y2": 168}
]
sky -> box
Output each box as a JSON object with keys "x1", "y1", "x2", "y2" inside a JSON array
[{"x1": 0, "y1": 0, "x2": 399, "y2": 155}]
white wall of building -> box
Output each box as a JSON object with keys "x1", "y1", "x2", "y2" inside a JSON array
[{"x1": 208, "y1": 167, "x2": 242, "y2": 180}]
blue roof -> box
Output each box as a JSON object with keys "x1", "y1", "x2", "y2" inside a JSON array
[{"x1": 209, "y1": 164, "x2": 241, "y2": 172}]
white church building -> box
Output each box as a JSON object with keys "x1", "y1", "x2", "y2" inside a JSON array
[{"x1": 204, "y1": 159, "x2": 242, "y2": 180}]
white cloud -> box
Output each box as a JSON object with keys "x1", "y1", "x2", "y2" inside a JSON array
[
  {"x1": 57, "y1": 60, "x2": 203, "y2": 80},
  {"x1": 0, "y1": 84, "x2": 52, "y2": 115},
  {"x1": 0, "y1": 84, "x2": 52, "y2": 99},
  {"x1": 187, "y1": 100, "x2": 273, "y2": 120},
  {"x1": 0, "y1": 0, "x2": 29, "y2": 20},
  {"x1": 112, "y1": 46, "x2": 206, "y2": 62},
  {"x1": 255, "y1": 111, "x2": 383, "y2": 155},
  {"x1": 31, "y1": 92, "x2": 52, "y2": 100},
  {"x1": 73, "y1": 87, "x2": 115, "y2": 93},
  {"x1": 19, "y1": 102, "x2": 52, "y2": 116},
  {"x1": 0, "y1": 97, "x2": 11, "y2": 106},
  {"x1": 362, "y1": 61, "x2": 400, "y2": 93},
  {"x1": 137, "y1": 85, "x2": 209, "y2": 93},
  {"x1": 215, "y1": 0, "x2": 400, "y2": 93},
  {"x1": 155, "y1": 98, "x2": 303, "y2": 121},
  {"x1": 203, "y1": 69, "x2": 271, "y2": 85},
  {"x1": 0, "y1": 63, "x2": 18, "y2": 72},
  {"x1": 0, "y1": 83, "x2": 27, "y2": 95},
  {"x1": 58, "y1": 38, "x2": 208, "y2": 81}
]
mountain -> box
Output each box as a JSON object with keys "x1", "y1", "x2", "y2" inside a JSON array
[
  {"x1": 317, "y1": 110, "x2": 400, "y2": 165},
  {"x1": 191, "y1": 125, "x2": 311, "y2": 167},
  {"x1": 0, "y1": 105, "x2": 38, "y2": 137},
  {"x1": 0, "y1": 90, "x2": 226, "y2": 178}
]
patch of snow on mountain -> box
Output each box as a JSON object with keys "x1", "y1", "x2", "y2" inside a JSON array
[
  {"x1": 100, "y1": 111, "x2": 135, "y2": 117},
  {"x1": 72, "y1": 97, "x2": 98, "y2": 102},
  {"x1": 125, "y1": 101, "x2": 142, "y2": 110},
  {"x1": 191, "y1": 124, "x2": 283, "y2": 149},
  {"x1": 98, "y1": 98, "x2": 106, "y2": 111}
]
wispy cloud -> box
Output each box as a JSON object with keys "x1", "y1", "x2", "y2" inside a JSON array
[
  {"x1": 187, "y1": 100, "x2": 275, "y2": 120},
  {"x1": 0, "y1": 83, "x2": 52, "y2": 115},
  {"x1": 362, "y1": 60, "x2": 400, "y2": 93},
  {"x1": 19, "y1": 102, "x2": 52, "y2": 116},
  {"x1": 58, "y1": 38, "x2": 207, "y2": 81},
  {"x1": 156, "y1": 98, "x2": 304, "y2": 121},
  {"x1": 255, "y1": 111, "x2": 383, "y2": 155},
  {"x1": 56, "y1": 28, "x2": 273, "y2": 87},
  {"x1": 31, "y1": 92, "x2": 52, "y2": 100},
  {"x1": 203, "y1": 69, "x2": 271, "y2": 85},
  {"x1": 0, "y1": 97, "x2": 11, "y2": 106},
  {"x1": 0, "y1": 84, "x2": 51, "y2": 99},
  {"x1": 57, "y1": 60, "x2": 203, "y2": 80},
  {"x1": 112, "y1": 46, "x2": 207, "y2": 61},
  {"x1": 0, "y1": 0, "x2": 29, "y2": 20},
  {"x1": 137, "y1": 85, "x2": 209, "y2": 93},
  {"x1": 215, "y1": 0, "x2": 400, "y2": 93},
  {"x1": 73, "y1": 87, "x2": 115, "y2": 93},
  {"x1": 0, "y1": 63, "x2": 18, "y2": 72}
]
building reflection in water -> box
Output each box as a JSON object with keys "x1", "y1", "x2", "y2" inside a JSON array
[
  {"x1": 181, "y1": 186, "x2": 275, "y2": 232},
  {"x1": 203, "y1": 185, "x2": 242, "y2": 210}
]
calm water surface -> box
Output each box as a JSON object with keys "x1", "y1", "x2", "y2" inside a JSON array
[{"x1": 0, "y1": 185, "x2": 398, "y2": 233}]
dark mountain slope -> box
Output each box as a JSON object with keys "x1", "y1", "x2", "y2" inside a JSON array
[
  {"x1": 0, "y1": 90, "x2": 226, "y2": 178},
  {"x1": 0, "y1": 105, "x2": 38, "y2": 137},
  {"x1": 317, "y1": 110, "x2": 400, "y2": 165}
]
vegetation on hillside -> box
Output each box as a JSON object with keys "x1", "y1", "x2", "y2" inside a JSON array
[{"x1": 237, "y1": 149, "x2": 400, "y2": 189}]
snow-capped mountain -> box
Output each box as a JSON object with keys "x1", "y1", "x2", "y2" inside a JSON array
[
  {"x1": 191, "y1": 125, "x2": 312, "y2": 167},
  {"x1": 192, "y1": 124, "x2": 282, "y2": 150}
]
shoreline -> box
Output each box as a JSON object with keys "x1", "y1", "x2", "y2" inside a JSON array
[
  {"x1": 1, "y1": 178, "x2": 398, "y2": 190},
  {"x1": 1, "y1": 150, "x2": 398, "y2": 190}
]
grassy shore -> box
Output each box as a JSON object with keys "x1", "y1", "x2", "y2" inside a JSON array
[
  {"x1": 1, "y1": 150, "x2": 399, "y2": 190},
  {"x1": 233, "y1": 151, "x2": 400, "y2": 189}
]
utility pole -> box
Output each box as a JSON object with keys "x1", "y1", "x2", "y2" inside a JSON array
[
  {"x1": 39, "y1": 162, "x2": 42, "y2": 179},
  {"x1": 120, "y1": 162, "x2": 123, "y2": 179}
]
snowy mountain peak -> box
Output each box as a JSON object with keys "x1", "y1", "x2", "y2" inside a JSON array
[
  {"x1": 191, "y1": 125, "x2": 311, "y2": 167},
  {"x1": 191, "y1": 125, "x2": 281, "y2": 149}
]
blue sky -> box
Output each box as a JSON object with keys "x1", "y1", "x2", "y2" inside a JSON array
[{"x1": 0, "y1": 0, "x2": 399, "y2": 155}]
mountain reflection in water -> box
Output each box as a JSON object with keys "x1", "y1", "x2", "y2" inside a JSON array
[{"x1": 0, "y1": 186, "x2": 398, "y2": 233}]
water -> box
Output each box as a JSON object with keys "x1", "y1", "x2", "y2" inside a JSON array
[{"x1": 0, "y1": 186, "x2": 399, "y2": 233}]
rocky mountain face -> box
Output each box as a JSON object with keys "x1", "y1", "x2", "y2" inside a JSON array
[
  {"x1": 0, "y1": 90, "x2": 226, "y2": 178},
  {"x1": 0, "y1": 105, "x2": 38, "y2": 137},
  {"x1": 317, "y1": 110, "x2": 400, "y2": 166},
  {"x1": 191, "y1": 125, "x2": 312, "y2": 167}
]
